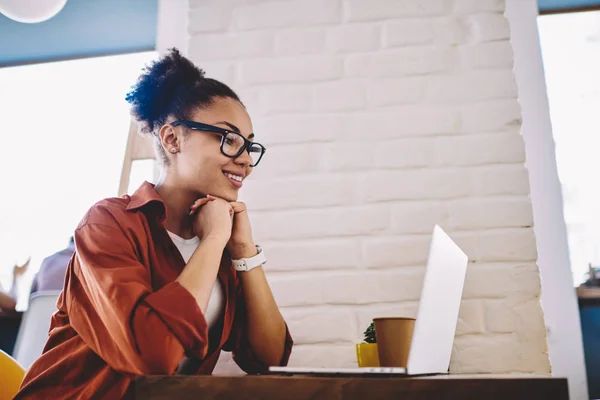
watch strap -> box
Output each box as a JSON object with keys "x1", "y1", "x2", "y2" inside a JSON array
[{"x1": 232, "y1": 245, "x2": 266, "y2": 272}]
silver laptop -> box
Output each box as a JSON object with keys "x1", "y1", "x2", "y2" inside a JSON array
[{"x1": 269, "y1": 225, "x2": 468, "y2": 377}]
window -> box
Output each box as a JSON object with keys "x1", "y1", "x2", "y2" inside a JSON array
[
  {"x1": 0, "y1": 51, "x2": 156, "y2": 307},
  {"x1": 538, "y1": 11, "x2": 600, "y2": 285}
]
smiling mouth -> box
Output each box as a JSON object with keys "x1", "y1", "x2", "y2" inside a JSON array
[{"x1": 223, "y1": 171, "x2": 244, "y2": 187}]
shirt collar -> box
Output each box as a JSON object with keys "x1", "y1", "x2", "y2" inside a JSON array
[{"x1": 125, "y1": 181, "x2": 166, "y2": 217}]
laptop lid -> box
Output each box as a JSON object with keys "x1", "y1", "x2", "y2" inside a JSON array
[{"x1": 406, "y1": 225, "x2": 468, "y2": 375}]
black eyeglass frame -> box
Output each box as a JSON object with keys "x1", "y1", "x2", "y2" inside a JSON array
[{"x1": 170, "y1": 120, "x2": 266, "y2": 167}]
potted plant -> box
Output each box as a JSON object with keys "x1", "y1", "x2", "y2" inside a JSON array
[{"x1": 355, "y1": 322, "x2": 380, "y2": 367}]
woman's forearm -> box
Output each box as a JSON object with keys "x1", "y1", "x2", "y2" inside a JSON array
[
  {"x1": 239, "y1": 266, "x2": 287, "y2": 366},
  {"x1": 176, "y1": 235, "x2": 227, "y2": 313}
]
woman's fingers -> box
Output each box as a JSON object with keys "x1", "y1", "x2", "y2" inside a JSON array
[
  {"x1": 229, "y1": 201, "x2": 247, "y2": 214},
  {"x1": 188, "y1": 196, "x2": 213, "y2": 215}
]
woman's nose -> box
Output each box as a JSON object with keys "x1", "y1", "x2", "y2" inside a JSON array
[{"x1": 234, "y1": 147, "x2": 253, "y2": 167}]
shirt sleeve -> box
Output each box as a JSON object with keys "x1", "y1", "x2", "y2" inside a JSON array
[
  {"x1": 222, "y1": 273, "x2": 293, "y2": 373},
  {"x1": 68, "y1": 219, "x2": 209, "y2": 376}
]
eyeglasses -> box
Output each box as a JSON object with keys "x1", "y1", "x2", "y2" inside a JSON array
[{"x1": 170, "y1": 120, "x2": 266, "y2": 167}]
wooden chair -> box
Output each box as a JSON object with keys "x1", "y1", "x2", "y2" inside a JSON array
[
  {"x1": 118, "y1": 119, "x2": 156, "y2": 196},
  {"x1": 0, "y1": 349, "x2": 25, "y2": 399}
]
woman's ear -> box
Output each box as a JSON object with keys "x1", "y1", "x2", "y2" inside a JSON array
[{"x1": 159, "y1": 124, "x2": 180, "y2": 155}]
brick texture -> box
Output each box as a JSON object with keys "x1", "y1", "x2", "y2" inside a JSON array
[{"x1": 186, "y1": 0, "x2": 549, "y2": 375}]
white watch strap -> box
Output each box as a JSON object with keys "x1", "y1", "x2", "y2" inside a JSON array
[{"x1": 232, "y1": 246, "x2": 266, "y2": 272}]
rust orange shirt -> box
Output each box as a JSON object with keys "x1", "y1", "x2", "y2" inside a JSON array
[{"x1": 15, "y1": 182, "x2": 293, "y2": 399}]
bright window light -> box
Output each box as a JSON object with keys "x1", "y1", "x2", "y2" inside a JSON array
[
  {"x1": 538, "y1": 11, "x2": 600, "y2": 285},
  {"x1": 0, "y1": 51, "x2": 157, "y2": 307}
]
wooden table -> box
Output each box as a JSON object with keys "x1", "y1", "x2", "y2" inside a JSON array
[{"x1": 134, "y1": 375, "x2": 568, "y2": 400}]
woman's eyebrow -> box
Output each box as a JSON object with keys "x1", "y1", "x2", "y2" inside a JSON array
[
  {"x1": 215, "y1": 121, "x2": 240, "y2": 132},
  {"x1": 214, "y1": 121, "x2": 255, "y2": 139}
]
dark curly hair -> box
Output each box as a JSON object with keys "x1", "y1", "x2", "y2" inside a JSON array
[{"x1": 125, "y1": 48, "x2": 242, "y2": 164}]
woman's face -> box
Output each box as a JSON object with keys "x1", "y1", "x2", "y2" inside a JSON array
[{"x1": 165, "y1": 97, "x2": 255, "y2": 202}]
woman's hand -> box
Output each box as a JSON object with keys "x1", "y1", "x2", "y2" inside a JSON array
[
  {"x1": 227, "y1": 202, "x2": 257, "y2": 259},
  {"x1": 189, "y1": 195, "x2": 234, "y2": 244}
]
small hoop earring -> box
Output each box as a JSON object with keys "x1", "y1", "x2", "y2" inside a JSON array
[{"x1": 170, "y1": 148, "x2": 177, "y2": 153}]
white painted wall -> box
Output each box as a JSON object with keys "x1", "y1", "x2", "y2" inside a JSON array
[
  {"x1": 156, "y1": 0, "x2": 189, "y2": 55},
  {"x1": 160, "y1": 0, "x2": 551, "y2": 376},
  {"x1": 505, "y1": 1, "x2": 588, "y2": 399}
]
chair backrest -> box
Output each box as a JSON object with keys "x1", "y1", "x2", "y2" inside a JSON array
[
  {"x1": 13, "y1": 291, "x2": 61, "y2": 369},
  {"x1": 0, "y1": 349, "x2": 25, "y2": 399},
  {"x1": 119, "y1": 118, "x2": 156, "y2": 196}
]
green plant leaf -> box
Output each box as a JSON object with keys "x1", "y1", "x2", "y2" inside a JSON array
[{"x1": 363, "y1": 322, "x2": 376, "y2": 343}]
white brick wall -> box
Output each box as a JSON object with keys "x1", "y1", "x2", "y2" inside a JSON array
[{"x1": 186, "y1": 0, "x2": 550, "y2": 374}]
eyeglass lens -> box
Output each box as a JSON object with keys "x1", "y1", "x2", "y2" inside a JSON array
[{"x1": 222, "y1": 132, "x2": 263, "y2": 166}]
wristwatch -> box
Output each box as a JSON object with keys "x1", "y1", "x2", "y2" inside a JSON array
[{"x1": 232, "y1": 245, "x2": 266, "y2": 272}]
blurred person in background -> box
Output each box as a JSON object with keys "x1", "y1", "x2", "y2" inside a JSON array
[
  {"x1": 0, "y1": 258, "x2": 29, "y2": 312},
  {"x1": 29, "y1": 237, "x2": 74, "y2": 294}
]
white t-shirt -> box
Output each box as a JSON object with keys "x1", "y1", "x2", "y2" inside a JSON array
[{"x1": 167, "y1": 231, "x2": 225, "y2": 329}]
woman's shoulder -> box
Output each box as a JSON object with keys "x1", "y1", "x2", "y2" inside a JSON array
[{"x1": 76, "y1": 195, "x2": 143, "y2": 231}]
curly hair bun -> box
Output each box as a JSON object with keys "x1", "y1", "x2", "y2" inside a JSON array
[{"x1": 125, "y1": 48, "x2": 207, "y2": 134}]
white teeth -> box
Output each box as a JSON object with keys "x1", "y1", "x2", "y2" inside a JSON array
[{"x1": 224, "y1": 172, "x2": 243, "y2": 182}]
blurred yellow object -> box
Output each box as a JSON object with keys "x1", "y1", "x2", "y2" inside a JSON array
[
  {"x1": 0, "y1": 349, "x2": 25, "y2": 399},
  {"x1": 355, "y1": 343, "x2": 380, "y2": 367}
]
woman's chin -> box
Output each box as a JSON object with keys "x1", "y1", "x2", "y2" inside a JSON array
[
  {"x1": 213, "y1": 188, "x2": 239, "y2": 202},
  {"x1": 225, "y1": 191, "x2": 239, "y2": 202}
]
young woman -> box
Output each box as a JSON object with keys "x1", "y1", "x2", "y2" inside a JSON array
[{"x1": 15, "y1": 49, "x2": 292, "y2": 399}]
